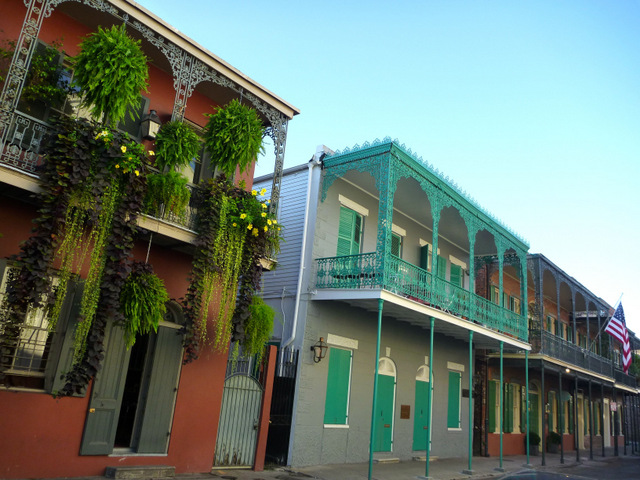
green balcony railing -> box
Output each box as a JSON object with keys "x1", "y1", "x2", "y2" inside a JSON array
[{"x1": 315, "y1": 253, "x2": 528, "y2": 342}]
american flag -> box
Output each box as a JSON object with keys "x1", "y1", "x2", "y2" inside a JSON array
[{"x1": 604, "y1": 303, "x2": 632, "y2": 374}]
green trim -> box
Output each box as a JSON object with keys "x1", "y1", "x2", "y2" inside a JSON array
[
  {"x1": 324, "y1": 347, "x2": 352, "y2": 424},
  {"x1": 447, "y1": 371, "x2": 461, "y2": 428}
]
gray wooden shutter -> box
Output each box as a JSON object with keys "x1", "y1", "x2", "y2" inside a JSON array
[
  {"x1": 135, "y1": 325, "x2": 184, "y2": 453},
  {"x1": 44, "y1": 280, "x2": 86, "y2": 396},
  {"x1": 80, "y1": 319, "x2": 132, "y2": 455}
]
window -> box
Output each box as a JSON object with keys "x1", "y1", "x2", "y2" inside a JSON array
[
  {"x1": 447, "y1": 370, "x2": 461, "y2": 429},
  {"x1": 0, "y1": 260, "x2": 81, "y2": 393},
  {"x1": 491, "y1": 286, "x2": 499, "y2": 305},
  {"x1": 546, "y1": 315, "x2": 556, "y2": 334},
  {"x1": 337, "y1": 206, "x2": 363, "y2": 256},
  {"x1": 488, "y1": 380, "x2": 499, "y2": 433},
  {"x1": 509, "y1": 296, "x2": 521, "y2": 314},
  {"x1": 323, "y1": 347, "x2": 352, "y2": 425},
  {"x1": 390, "y1": 232, "x2": 402, "y2": 258},
  {"x1": 436, "y1": 255, "x2": 447, "y2": 280}
]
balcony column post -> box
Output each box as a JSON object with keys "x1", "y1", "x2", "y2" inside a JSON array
[
  {"x1": 623, "y1": 393, "x2": 628, "y2": 456},
  {"x1": 0, "y1": 0, "x2": 49, "y2": 153},
  {"x1": 525, "y1": 350, "x2": 531, "y2": 467},
  {"x1": 541, "y1": 360, "x2": 546, "y2": 466},
  {"x1": 598, "y1": 311, "x2": 603, "y2": 356},
  {"x1": 575, "y1": 373, "x2": 580, "y2": 462},
  {"x1": 464, "y1": 330, "x2": 474, "y2": 475},
  {"x1": 496, "y1": 239, "x2": 505, "y2": 310},
  {"x1": 589, "y1": 379, "x2": 594, "y2": 460},
  {"x1": 424, "y1": 315, "x2": 435, "y2": 479},
  {"x1": 497, "y1": 341, "x2": 505, "y2": 472},
  {"x1": 613, "y1": 384, "x2": 619, "y2": 456},
  {"x1": 376, "y1": 156, "x2": 396, "y2": 285},
  {"x1": 465, "y1": 219, "x2": 478, "y2": 322},
  {"x1": 572, "y1": 294, "x2": 577, "y2": 347},
  {"x1": 367, "y1": 299, "x2": 384, "y2": 480},
  {"x1": 601, "y1": 383, "x2": 605, "y2": 457},
  {"x1": 519, "y1": 249, "x2": 528, "y2": 341},
  {"x1": 586, "y1": 304, "x2": 590, "y2": 355},
  {"x1": 556, "y1": 282, "x2": 561, "y2": 338},
  {"x1": 559, "y1": 369, "x2": 564, "y2": 463}
]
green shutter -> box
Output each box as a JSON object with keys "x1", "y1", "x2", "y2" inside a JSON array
[
  {"x1": 80, "y1": 318, "x2": 133, "y2": 455},
  {"x1": 437, "y1": 255, "x2": 447, "y2": 279},
  {"x1": 447, "y1": 371, "x2": 461, "y2": 428},
  {"x1": 391, "y1": 233, "x2": 401, "y2": 257},
  {"x1": 323, "y1": 348, "x2": 351, "y2": 424},
  {"x1": 520, "y1": 386, "x2": 526, "y2": 433},
  {"x1": 420, "y1": 244, "x2": 430, "y2": 271},
  {"x1": 44, "y1": 281, "x2": 86, "y2": 396},
  {"x1": 548, "y1": 391, "x2": 555, "y2": 432},
  {"x1": 504, "y1": 384, "x2": 513, "y2": 433},
  {"x1": 135, "y1": 325, "x2": 184, "y2": 453},
  {"x1": 488, "y1": 380, "x2": 497, "y2": 432},
  {"x1": 568, "y1": 397, "x2": 574, "y2": 434},
  {"x1": 450, "y1": 264, "x2": 463, "y2": 287},
  {"x1": 337, "y1": 207, "x2": 362, "y2": 256}
]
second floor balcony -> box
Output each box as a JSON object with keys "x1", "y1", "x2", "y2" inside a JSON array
[
  {"x1": 316, "y1": 252, "x2": 527, "y2": 341},
  {"x1": 530, "y1": 328, "x2": 637, "y2": 388}
]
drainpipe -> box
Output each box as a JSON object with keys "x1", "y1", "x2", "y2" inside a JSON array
[{"x1": 281, "y1": 149, "x2": 324, "y2": 356}]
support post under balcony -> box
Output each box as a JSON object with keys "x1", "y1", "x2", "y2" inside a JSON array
[{"x1": 368, "y1": 299, "x2": 384, "y2": 480}]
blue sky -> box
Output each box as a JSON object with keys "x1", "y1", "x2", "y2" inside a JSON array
[{"x1": 136, "y1": 1, "x2": 640, "y2": 335}]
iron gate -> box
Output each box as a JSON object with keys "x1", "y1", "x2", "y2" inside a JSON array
[
  {"x1": 265, "y1": 347, "x2": 299, "y2": 465},
  {"x1": 213, "y1": 353, "x2": 268, "y2": 468}
]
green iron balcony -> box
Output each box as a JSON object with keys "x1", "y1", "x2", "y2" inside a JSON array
[{"x1": 315, "y1": 252, "x2": 527, "y2": 342}]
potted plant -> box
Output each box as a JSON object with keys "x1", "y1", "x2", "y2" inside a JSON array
[
  {"x1": 154, "y1": 120, "x2": 201, "y2": 172},
  {"x1": 526, "y1": 431, "x2": 541, "y2": 456},
  {"x1": 144, "y1": 170, "x2": 191, "y2": 220},
  {"x1": 547, "y1": 431, "x2": 561, "y2": 453}
]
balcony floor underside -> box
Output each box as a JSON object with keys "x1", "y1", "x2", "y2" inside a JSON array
[{"x1": 313, "y1": 288, "x2": 530, "y2": 351}]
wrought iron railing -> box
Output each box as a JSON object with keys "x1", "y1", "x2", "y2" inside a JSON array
[
  {"x1": 1, "y1": 109, "x2": 198, "y2": 231},
  {"x1": 315, "y1": 253, "x2": 528, "y2": 342},
  {"x1": 532, "y1": 329, "x2": 638, "y2": 387},
  {"x1": 0, "y1": 110, "x2": 52, "y2": 173}
]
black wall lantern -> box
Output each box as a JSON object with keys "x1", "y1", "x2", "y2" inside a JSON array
[
  {"x1": 140, "y1": 109, "x2": 161, "y2": 140},
  {"x1": 311, "y1": 337, "x2": 328, "y2": 363}
]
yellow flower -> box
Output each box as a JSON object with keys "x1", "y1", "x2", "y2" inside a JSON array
[
  {"x1": 267, "y1": 219, "x2": 272, "y2": 225},
  {"x1": 264, "y1": 226, "x2": 268, "y2": 232},
  {"x1": 134, "y1": 170, "x2": 139, "y2": 176},
  {"x1": 252, "y1": 228, "x2": 259, "y2": 236},
  {"x1": 261, "y1": 212, "x2": 267, "y2": 218},
  {"x1": 273, "y1": 219, "x2": 277, "y2": 224},
  {"x1": 260, "y1": 188, "x2": 267, "y2": 195},
  {"x1": 247, "y1": 224, "x2": 253, "y2": 230},
  {"x1": 240, "y1": 213, "x2": 247, "y2": 219},
  {"x1": 278, "y1": 227, "x2": 281, "y2": 231},
  {"x1": 115, "y1": 164, "x2": 120, "y2": 169},
  {"x1": 261, "y1": 203, "x2": 267, "y2": 209},
  {"x1": 121, "y1": 145, "x2": 127, "y2": 153},
  {"x1": 251, "y1": 190, "x2": 257, "y2": 196},
  {"x1": 148, "y1": 150, "x2": 155, "y2": 156}
]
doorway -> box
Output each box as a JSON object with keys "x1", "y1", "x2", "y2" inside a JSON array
[
  {"x1": 374, "y1": 357, "x2": 396, "y2": 452},
  {"x1": 413, "y1": 364, "x2": 432, "y2": 451}
]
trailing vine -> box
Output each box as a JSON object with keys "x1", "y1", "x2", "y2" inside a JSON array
[{"x1": 182, "y1": 179, "x2": 281, "y2": 363}]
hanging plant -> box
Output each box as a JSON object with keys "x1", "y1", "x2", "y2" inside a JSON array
[
  {"x1": 203, "y1": 99, "x2": 264, "y2": 178},
  {"x1": 73, "y1": 24, "x2": 148, "y2": 124},
  {"x1": 239, "y1": 296, "x2": 274, "y2": 361},
  {"x1": 143, "y1": 171, "x2": 191, "y2": 220},
  {"x1": 182, "y1": 178, "x2": 281, "y2": 362},
  {"x1": 154, "y1": 120, "x2": 201, "y2": 172},
  {"x1": 119, "y1": 262, "x2": 169, "y2": 348}
]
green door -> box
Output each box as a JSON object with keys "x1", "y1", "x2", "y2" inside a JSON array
[
  {"x1": 374, "y1": 374, "x2": 395, "y2": 452},
  {"x1": 412, "y1": 379, "x2": 431, "y2": 450},
  {"x1": 529, "y1": 392, "x2": 539, "y2": 435},
  {"x1": 80, "y1": 319, "x2": 132, "y2": 455}
]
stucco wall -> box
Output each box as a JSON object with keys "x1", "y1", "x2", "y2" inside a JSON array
[{"x1": 290, "y1": 299, "x2": 471, "y2": 466}]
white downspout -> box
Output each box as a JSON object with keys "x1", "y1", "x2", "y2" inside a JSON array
[{"x1": 281, "y1": 152, "x2": 322, "y2": 354}]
